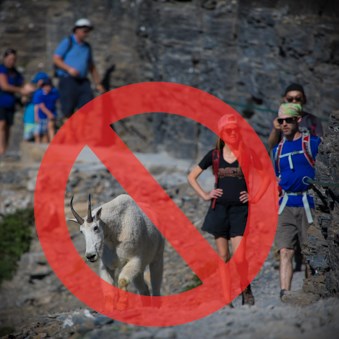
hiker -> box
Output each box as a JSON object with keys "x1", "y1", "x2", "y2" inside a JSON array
[
  {"x1": 23, "y1": 72, "x2": 50, "y2": 142},
  {"x1": 187, "y1": 114, "x2": 255, "y2": 306},
  {"x1": 272, "y1": 103, "x2": 321, "y2": 301},
  {"x1": 0, "y1": 48, "x2": 32, "y2": 155},
  {"x1": 33, "y1": 78, "x2": 59, "y2": 143},
  {"x1": 268, "y1": 83, "x2": 323, "y2": 151},
  {"x1": 268, "y1": 84, "x2": 323, "y2": 272},
  {"x1": 53, "y1": 18, "x2": 105, "y2": 120}
]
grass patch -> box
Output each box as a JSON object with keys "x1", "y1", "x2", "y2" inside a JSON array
[
  {"x1": 0, "y1": 326, "x2": 15, "y2": 337},
  {"x1": 0, "y1": 208, "x2": 34, "y2": 284},
  {"x1": 182, "y1": 274, "x2": 202, "y2": 292}
]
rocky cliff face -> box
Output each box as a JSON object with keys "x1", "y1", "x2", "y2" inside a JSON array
[
  {"x1": 303, "y1": 110, "x2": 339, "y2": 297},
  {"x1": 1, "y1": 0, "x2": 339, "y2": 158},
  {"x1": 0, "y1": 0, "x2": 338, "y2": 299}
]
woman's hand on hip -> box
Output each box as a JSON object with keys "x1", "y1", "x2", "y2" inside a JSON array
[
  {"x1": 205, "y1": 188, "x2": 223, "y2": 201},
  {"x1": 239, "y1": 191, "x2": 249, "y2": 203}
]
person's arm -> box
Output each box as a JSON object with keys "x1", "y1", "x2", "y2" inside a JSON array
[
  {"x1": 0, "y1": 73, "x2": 29, "y2": 95},
  {"x1": 53, "y1": 55, "x2": 79, "y2": 77},
  {"x1": 53, "y1": 37, "x2": 79, "y2": 77},
  {"x1": 187, "y1": 165, "x2": 223, "y2": 201},
  {"x1": 267, "y1": 117, "x2": 282, "y2": 151},
  {"x1": 38, "y1": 103, "x2": 55, "y2": 120},
  {"x1": 89, "y1": 63, "x2": 105, "y2": 94},
  {"x1": 34, "y1": 104, "x2": 39, "y2": 123}
]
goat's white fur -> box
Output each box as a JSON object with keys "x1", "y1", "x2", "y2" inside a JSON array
[{"x1": 71, "y1": 194, "x2": 164, "y2": 297}]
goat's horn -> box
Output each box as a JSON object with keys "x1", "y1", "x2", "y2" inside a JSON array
[
  {"x1": 70, "y1": 196, "x2": 84, "y2": 224},
  {"x1": 87, "y1": 194, "x2": 93, "y2": 222}
]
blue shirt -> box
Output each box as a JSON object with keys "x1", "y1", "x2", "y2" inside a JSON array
[
  {"x1": 23, "y1": 103, "x2": 35, "y2": 124},
  {"x1": 273, "y1": 135, "x2": 321, "y2": 208},
  {"x1": 33, "y1": 88, "x2": 59, "y2": 120},
  {"x1": 54, "y1": 35, "x2": 93, "y2": 78},
  {"x1": 0, "y1": 64, "x2": 24, "y2": 109}
]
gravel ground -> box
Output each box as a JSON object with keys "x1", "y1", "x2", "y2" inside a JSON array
[{"x1": 1, "y1": 149, "x2": 338, "y2": 338}]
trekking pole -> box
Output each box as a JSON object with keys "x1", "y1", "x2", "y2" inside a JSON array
[
  {"x1": 302, "y1": 177, "x2": 339, "y2": 188},
  {"x1": 302, "y1": 176, "x2": 339, "y2": 211}
]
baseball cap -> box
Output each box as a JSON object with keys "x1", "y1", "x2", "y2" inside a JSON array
[
  {"x1": 73, "y1": 18, "x2": 93, "y2": 31},
  {"x1": 31, "y1": 72, "x2": 49, "y2": 84},
  {"x1": 218, "y1": 114, "x2": 238, "y2": 132}
]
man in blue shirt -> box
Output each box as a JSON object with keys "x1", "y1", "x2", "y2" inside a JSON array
[
  {"x1": 53, "y1": 18, "x2": 105, "y2": 119},
  {"x1": 273, "y1": 103, "x2": 321, "y2": 301}
]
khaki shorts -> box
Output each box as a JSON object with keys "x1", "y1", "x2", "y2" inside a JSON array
[{"x1": 275, "y1": 206, "x2": 313, "y2": 250}]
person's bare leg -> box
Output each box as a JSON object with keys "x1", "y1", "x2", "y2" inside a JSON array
[
  {"x1": 280, "y1": 248, "x2": 294, "y2": 294},
  {"x1": 215, "y1": 237, "x2": 230, "y2": 262},
  {"x1": 48, "y1": 120, "x2": 55, "y2": 141},
  {"x1": 231, "y1": 236, "x2": 255, "y2": 305},
  {"x1": 215, "y1": 237, "x2": 232, "y2": 306},
  {"x1": 42, "y1": 134, "x2": 49, "y2": 143},
  {"x1": 0, "y1": 120, "x2": 7, "y2": 155}
]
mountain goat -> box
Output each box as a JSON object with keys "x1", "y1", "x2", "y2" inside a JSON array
[{"x1": 69, "y1": 194, "x2": 164, "y2": 302}]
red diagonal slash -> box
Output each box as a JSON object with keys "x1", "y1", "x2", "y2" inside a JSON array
[{"x1": 35, "y1": 82, "x2": 278, "y2": 326}]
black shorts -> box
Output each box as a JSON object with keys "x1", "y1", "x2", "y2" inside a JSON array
[
  {"x1": 202, "y1": 203, "x2": 248, "y2": 239},
  {"x1": 0, "y1": 107, "x2": 15, "y2": 126}
]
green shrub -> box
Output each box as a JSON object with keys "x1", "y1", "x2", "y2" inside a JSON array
[{"x1": 0, "y1": 208, "x2": 34, "y2": 284}]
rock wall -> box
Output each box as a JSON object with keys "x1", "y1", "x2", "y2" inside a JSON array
[
  {"x1": 0, "y1": 0, "x2": 339, "y2": 159},
  {"x1": 303, "y1": 110, "x2": 339, "y2": 297}
]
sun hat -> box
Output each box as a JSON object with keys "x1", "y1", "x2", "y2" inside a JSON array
[{"x1": 73, "y1": 18, "x2": 93, "y2": 31}]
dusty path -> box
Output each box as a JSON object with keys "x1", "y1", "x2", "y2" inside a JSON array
[{"x1": 1, "y1": 151, "x2": 338, "y2": 338}]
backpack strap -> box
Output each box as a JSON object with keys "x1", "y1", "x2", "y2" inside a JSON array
[
  {"x1": 274, "y1": 138, "x2": 285, "y2": 176},
  {"x1": 54, "y1": 36, "x2": 73, "y2": 77},
  {"x1": 301, "y1": 133, "x2": 315, "y2": 167},
  {"x1": 211, "y1": 149, "x2": 220, "y2": 209},
  {"x1": 275, "y1": 132, "x2": 315, "y2": 174}
]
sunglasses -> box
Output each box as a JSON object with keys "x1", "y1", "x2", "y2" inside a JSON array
[
  {"x1": 277, "y1": 117, "x2": 297, "y2": 125},
  {"x1": 286, "y1": 96, "x2": 302, "y2": 103},
  {"x1": 222, "y1": 127, "x2": 238, "y2": 133}
]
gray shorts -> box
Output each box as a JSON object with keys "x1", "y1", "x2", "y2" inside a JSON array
[{"x1": 275, "y1": 206, "x2": 313, "y2": 250}]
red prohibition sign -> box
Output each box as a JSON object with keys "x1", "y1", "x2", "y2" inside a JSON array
[{"x1": 34, "y1": 82, "x2": 278, "y2": 327}]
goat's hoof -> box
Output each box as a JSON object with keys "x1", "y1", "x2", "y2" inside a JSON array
[{"x1": 118, "y1": 278, "x2": 129, "y2": 290}]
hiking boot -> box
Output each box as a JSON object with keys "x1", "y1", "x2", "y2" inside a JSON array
[
  {"x1": 242, "y1": 285, "x2": 255, "y2": 305},
  {"x1": 280, "y1": 289, "x2": 287, "y2": 301}
]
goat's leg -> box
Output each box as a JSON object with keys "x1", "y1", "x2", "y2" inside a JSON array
[
  {"x1": 149, "y1": 246, "x2": 164, "y2": 296},
  {"x1": 99, "y1": 262, "x2": 116, "y2": 310},
  {"x1": 133, "y1": 273, "x2": 150, "y2": 296},
  {"x1": 116, "y1": 258, "x2": 146, "y2": 310}
]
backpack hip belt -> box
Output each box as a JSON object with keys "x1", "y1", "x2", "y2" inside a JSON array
[{"x1": 278, "y1": 190, "x2": 313, "y2": 223}]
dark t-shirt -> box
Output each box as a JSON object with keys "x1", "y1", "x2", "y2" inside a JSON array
[
  {"x1": 0, "y1": 64, "x2": 23, "y2": 109},
  {"x1": 198, "y1": 149, "x2": 247, "y2": 205}
]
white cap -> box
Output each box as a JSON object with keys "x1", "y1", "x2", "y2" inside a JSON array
[{"x1": 73, "y1": 18, "x2": 93, "y2": 30}]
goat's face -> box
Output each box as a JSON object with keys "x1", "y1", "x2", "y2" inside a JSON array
[
  {"x1": 69, "y1": 195, "x2": 104, "y2": 263},
  {"x1": 80, "y1": 209, "x2": 104, "y2": 262}
]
